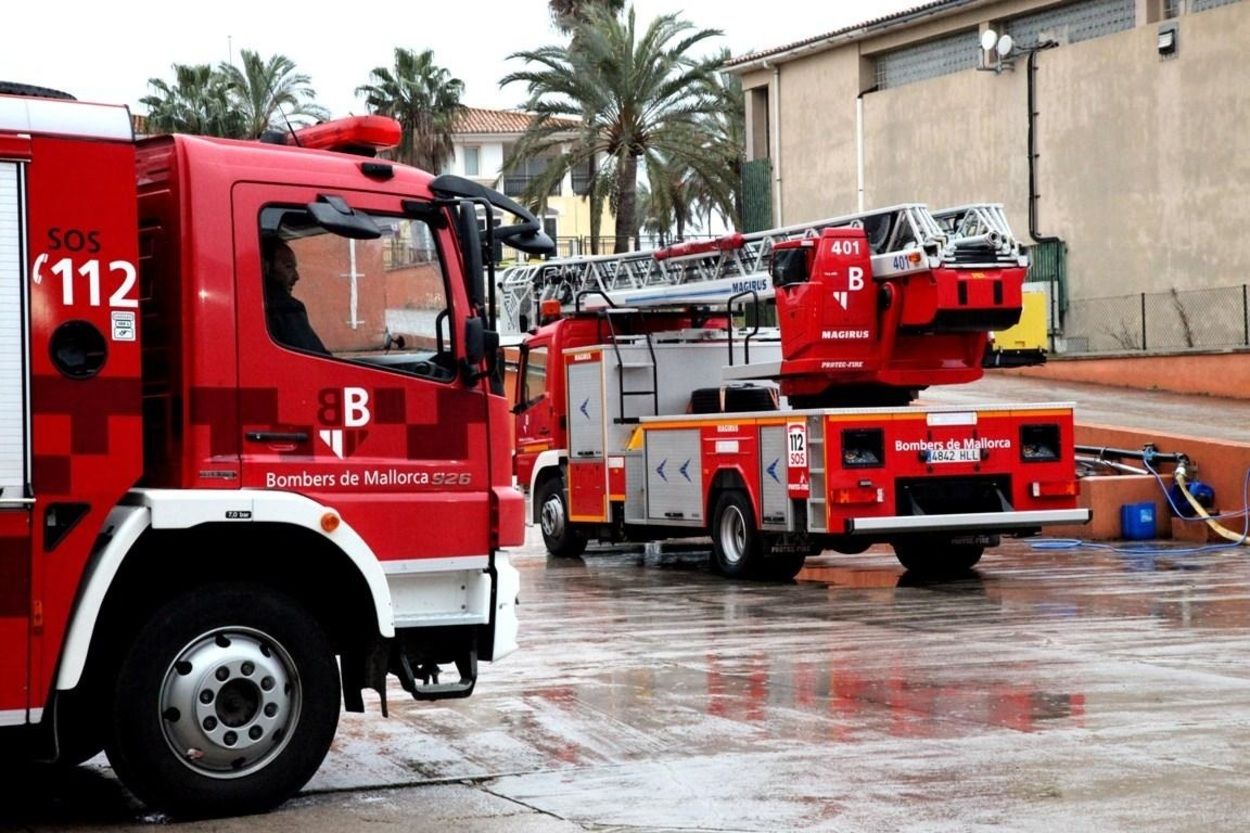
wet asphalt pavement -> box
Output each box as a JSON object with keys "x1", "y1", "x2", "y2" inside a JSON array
[{"x1": 6, "y1": 525, "x2": 1250, "y2": 832}]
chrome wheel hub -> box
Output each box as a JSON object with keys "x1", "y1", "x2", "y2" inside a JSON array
[
  {"x1": 159, "y1": 627, "x2": 300, "y2": 779},
  {"x1": 719, "y1": 505, "x2": 747, "y2": 565},
  {"x1": 541, "y1": 494, "x2": 566, "y2": 539}
]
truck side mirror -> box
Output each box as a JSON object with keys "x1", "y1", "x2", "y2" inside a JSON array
[
  {"x1": 464, "y1": 317, "x2": 485, "y2": 367},
  {"x1": 770, "y1": 247, "x2": 811, "y2": 286},
  {"x1": 306, "y1": 194, "x2": 381, "y2": 239},
  {"x1": 455, "y1": 200, "x2": 485, "y2": 311}
]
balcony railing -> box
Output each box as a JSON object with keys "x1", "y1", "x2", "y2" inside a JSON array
[{"x1": 503, "y1": 175, "x2": 561, "y2": 198}]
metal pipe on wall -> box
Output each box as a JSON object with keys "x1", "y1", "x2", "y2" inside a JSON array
[
  {"x1": 1027, "y1": 40, "x2": 1060, "y2": 245},
  {"x1": 856, "y1": 95, "x2": 865, "y2": 213}
]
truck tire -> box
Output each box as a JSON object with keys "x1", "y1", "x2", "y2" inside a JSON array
[
  {"x1": 0, "y1": 82, "x2": 75, "y2": 100},
  {"x1": 538, "y1": 474, "x2": 587, "y2": 558},
  {"x1": 690, "y1": 387, "x2": 723, "y2": 414},
  {"x1": 892, "y1": 539, "x2": 984, "y2": 574},
  {"x1": 710, "y1": 490, "x2": 765, "y2": 578},
  {"x1": 105, "y1": 585, "x2": 340, "y2": 817},
  {"x1": 723, "y1": 384, "x2": 778, "y2": 413}
]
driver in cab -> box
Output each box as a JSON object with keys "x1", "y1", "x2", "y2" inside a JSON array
[{"x1": 263, "y1": 237, "x2": 329, "y2": 355}]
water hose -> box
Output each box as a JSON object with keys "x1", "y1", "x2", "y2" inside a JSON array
[
  {"x1": 1031, "y1": 450, "x2": 1249, "y2": 555},
  {"x1": 1173, "y1": 460, "x2": 1248, "y2": 544}
]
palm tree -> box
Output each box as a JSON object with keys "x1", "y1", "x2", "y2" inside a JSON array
[
  {"x1": 640, "y1": 151, "x2": 688, "y2": 243},
  {"x1": 356, "y1": 48, "x2": 465, "y2": 174},
  {"x1": 548, "y1": 0, "x2": 625, "y2": 32},
  {"x1": 639, "y1": 56, "x2": 746, "y2": 240},
  {"x1": 502, "y1": 6, "x2": 724, "y2": 253},
  {"x1": 219, "y1": 49, "x2": 328, "y2": 139},
  {"x1": 141, "y1": 64, "x2": 246, "y2": 138},
  {"x1": 696, "y1": 54, "x2": 747, "y2": 230}
]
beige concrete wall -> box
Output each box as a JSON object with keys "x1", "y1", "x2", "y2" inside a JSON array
[
  {"x1": 1035, "y1": 5, "x2": 1250, "y2": 299},
  {"x1": 759, "y1": 1, "x2": 1250, "y2": 304},
  {"x1": 773, "y1": 48, "x2": 864, "y2": 224},
  {"x1": 862, "y1": 56, "x2": 1030, "y2": 226}
]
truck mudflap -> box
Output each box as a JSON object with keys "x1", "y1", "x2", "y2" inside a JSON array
[{"x1": 845, "y1": 508, "x2": 1090, "y2": 535}]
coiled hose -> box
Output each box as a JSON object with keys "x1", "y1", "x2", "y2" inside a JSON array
[{"x1": 1170, "y1": 459, "x2": 1249, "y2": 545}]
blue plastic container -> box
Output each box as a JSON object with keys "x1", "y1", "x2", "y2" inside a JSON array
[{"x1": 1120, "y1": 502, "x2": 1157, "y2": 540}]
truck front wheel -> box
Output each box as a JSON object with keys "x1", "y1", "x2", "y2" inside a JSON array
[
  {"x1": 105, "y1": 585, "x2": 340, "y2": 817},
  {"x1": 711, "y1": 490, "x2": 766, "y2": 579},
  {"x1": 538, "y1": 474, "x2": 588, "y2": 558},
  {"x1": 892, "y1": 539, "x2": 984, "y2": 574}
]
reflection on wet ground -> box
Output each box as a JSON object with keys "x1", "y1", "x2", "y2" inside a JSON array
[{"x1": 10, "y1": 533, "x2": 1250, "y2": 831}]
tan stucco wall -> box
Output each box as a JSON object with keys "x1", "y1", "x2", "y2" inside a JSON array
[
  {"x1": 1034, "y1": 6, "x2": 1250, "y2": 298},
  {"x1": 862, "y1": 54, "x2": 1029, "y2": 224},
  {"x1": 773, "y1": 48, "x2": 865, "y2": 223},
  {"x1": 747, "y1": 1, "x2": 1250, "y2": 303}
]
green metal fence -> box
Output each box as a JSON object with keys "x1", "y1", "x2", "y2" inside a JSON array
[
  {"x1": 742, "y1": 159, "x2": 773, "y2": 234},
  {"x1": 1026, "y1": 239, "x2": 1067, "y2": 347}
]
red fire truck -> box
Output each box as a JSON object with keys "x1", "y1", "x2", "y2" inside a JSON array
[
  {"x1": 0, "y1": 84, "x2": 553, "y2": 815},
  {"x1": 505, "y1": 204, "x2": 1089, "y2": 579}
]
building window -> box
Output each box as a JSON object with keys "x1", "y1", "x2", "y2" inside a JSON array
[
  {"x1": 504, "y1": 156, "x2": 562, "y2": 198},
  {"x1": 463, "y1": 146, "x2": 480, "y2": 177},
  {"x1": 1191, "y1": 0, "x2": 1240, "y2": 11},
  {"x1": 875, "y1": 29, "x2": 981, "y2": 90},
  {"x1": 571, "y1": 158, "x2": 595, "y2": 195},
  {"x1": 1005, "y1": 0, "x2": 1136, "y2": 49}
]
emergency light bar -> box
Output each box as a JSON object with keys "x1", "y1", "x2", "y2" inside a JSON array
[{"x1": 287, "y1": 116, "x2": 401, "y2": 154}]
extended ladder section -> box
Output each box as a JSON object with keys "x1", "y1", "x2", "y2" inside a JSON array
[{"x1": 499, "y1": 203, "x2": 1026, "y2": 333}]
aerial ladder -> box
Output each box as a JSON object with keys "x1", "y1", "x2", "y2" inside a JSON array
[{"x1": 500, "y1": 203, "x2": 1024, "y2": 328}]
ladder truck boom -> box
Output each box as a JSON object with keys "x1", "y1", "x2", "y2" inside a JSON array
[{"x1": 499, "y1": 202, "x2": 1026, "y2": 332}]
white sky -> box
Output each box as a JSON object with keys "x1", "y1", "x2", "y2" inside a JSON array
[{"x1": 1, "y1": 1, "x2": 920, "y2": 118}]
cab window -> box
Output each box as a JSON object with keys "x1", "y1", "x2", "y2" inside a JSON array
[
  {"x1": 522, "y1": 346, "x2": 548, "y2": 404},
  {"x1": 259, "y1": 206, "x2": 454, "y2": 381}
]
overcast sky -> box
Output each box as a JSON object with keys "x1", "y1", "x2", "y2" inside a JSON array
[{"x1": 2, "y1": 1, "x2": 919, "y2": 117}]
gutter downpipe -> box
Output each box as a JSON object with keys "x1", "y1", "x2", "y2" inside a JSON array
[
  {"x1": 856, "y1": 95, "x2": 865, "y2": 212},
  {"x1": 1027, "y1": 40, "x2": 1060, "y2": 246},
  {"x1": 1026, "y1": 40, "x2": 1060, "y2": 351}
]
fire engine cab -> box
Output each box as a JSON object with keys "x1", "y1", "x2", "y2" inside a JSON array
[
  {"x1": 505, "y1": 203, "x2": 1089, "y2": 578},
  {"x1": 0, "y1": 84, "x2": 552, "y2": 815}
]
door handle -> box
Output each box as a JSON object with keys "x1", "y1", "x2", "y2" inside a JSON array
[
  {"x1": 539, "y1": 427, "x2": 551, "y2": 435},
  {"x1": 246, "y1": 431, "x2": 309, "y2": 443}
]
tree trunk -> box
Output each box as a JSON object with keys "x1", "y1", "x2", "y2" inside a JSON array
[{"x1": 613, "y1": 153, "x2": 638, "y2": 253}]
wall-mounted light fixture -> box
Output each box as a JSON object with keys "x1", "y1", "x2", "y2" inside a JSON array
[{"x1": 978, "y1": 29, "x2": 1017, "y2": 73}]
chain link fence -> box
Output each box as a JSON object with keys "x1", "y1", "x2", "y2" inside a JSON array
[{"x1": 1060, "y1": 284, "x2": 1250, "y2": 353}]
